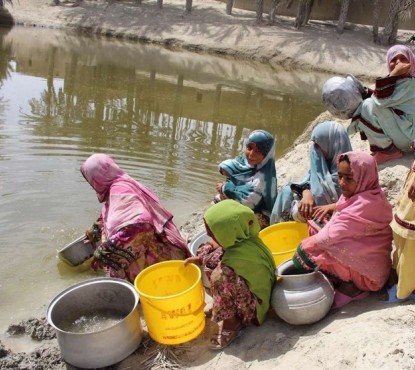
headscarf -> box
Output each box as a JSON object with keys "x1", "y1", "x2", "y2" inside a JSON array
[
  {"x1": 300, "y1": 151, "x2": 392, "y2": 288},
  {"x1": 386, "y1": 45, "x2": 415, "y2": 77},
  {"x1": 81, "y1": 153, "x2": 173, "y2": 238},
  {"x1": 270, "y1": 121, "x2": 352, "y2": 224},
  {"x1": 204, "y1": 200, "x2": 275, "y2": 324},
  {"x1": 219, "y1": 130, "x2": 277, "y2": 216}
]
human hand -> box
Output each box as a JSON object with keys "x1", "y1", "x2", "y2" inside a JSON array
[
  {"x1": 390, "y1": 62, "x2": 411, "y2": 77},
  {"x1": 312, "y1": 204, "x2": 336, "y2": 221},
  {"x1": 215, "y1": 183, "x2": 224, "y2": 193},
  {"x1": 184, "y1": 256, "x2": 202, "y2": 266},
  {"x1": 298, "y1": 190, "x2": 314, "y2": 219},
  {"x1": 90, "y1": 257, "x2": 103, "y2": 271},
  {"x1": 84, "y1": 229, "x2": 96, "y2": 248}
]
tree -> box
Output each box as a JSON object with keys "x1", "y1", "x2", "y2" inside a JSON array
[
  {"x1": 372, "y1": 0, "x2": 381, "y2": 43},
  {"x1": 294, "y1": 0, "x2": 314, "y2": 29},
  {"x1": 226, "y1": 0, "x2": 234, "y2": 15},
  {"x1": 379, "y1": 0, "x2": 415, "y2": 45},
  {"x1": 256, "y1": 0, "x2": 264, "y2": 22},
  {"x1": 185, "y1": 0, "x2": 192, "y2": 13},
  {"x1": 337, "y1": 0, "x2": 350, "y2": 34}
]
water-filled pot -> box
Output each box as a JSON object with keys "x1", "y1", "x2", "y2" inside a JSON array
[
  {"x1": 188, "y1": 230, "x2": 212, "y2": 289},
  {"x1": 271, "y1": 259, "x2": 334, "y2": 325},
  {"x1": 47, "y1": 277, "x2": 142, "y2": 368}
]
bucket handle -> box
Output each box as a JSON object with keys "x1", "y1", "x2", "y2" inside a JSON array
[{"x1": 143, "y1": 299, "x2": 206, "y2": 317}]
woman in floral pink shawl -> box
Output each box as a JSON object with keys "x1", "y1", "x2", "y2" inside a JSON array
[
  {"x1": 82, "y1": 153, "x2": 190, "y2": 283},
  {"x1": 293, "y1": 151, "x2": 393, "y2": 306}
]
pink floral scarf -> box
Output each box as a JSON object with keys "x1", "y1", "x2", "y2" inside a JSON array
[
  {"x1": 81, "y1": 153, "x2": 174, "y2": 238},
  {"x1": 301, "y1": 151, "x2": 393, "y2": 287}
]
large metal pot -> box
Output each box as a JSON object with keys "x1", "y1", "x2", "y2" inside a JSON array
[
  {"x1": 47, "y1": 277, "x2": 143, "y2": 369},
  {"x1": 188, "y1": 230, "x2": 211, "y2": 289},
  {"x1": 271, "y1": 259, "x2": 334, "y2": 325}
]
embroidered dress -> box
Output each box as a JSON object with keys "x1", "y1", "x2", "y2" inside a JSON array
[
  {"x1": 292, "y1": 151, "x2": 393, "y2": 292},
  {"x1": 348, "y1": 45, "x2": 415, "y2": 152},
  {"x1": 81, "y1": 153, "x2": 190, "y2": 283},
  {"x1": 390, "y1": 169, "x2": 415, "y2": 299},
  {"x1": 199, "y1": 200, "x2": 275, "y2": 325},
  {"x1": 271, "y1": 121, "x2": 352, "y2": 224},
  {"x1": 219, "y1": 130, "x2": 277, "y2": 217}
]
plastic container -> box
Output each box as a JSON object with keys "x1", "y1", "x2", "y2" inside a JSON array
[
  {"x1": 134, "y1": 260, "x2": 205, "y2": 345},
  {"x1": 259, "y1": 221, "x2": 309, "y2": 266}
]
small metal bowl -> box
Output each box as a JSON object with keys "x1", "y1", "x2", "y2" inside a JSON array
[{"x1": 58, "y1": 235, "x2": 94, "y2": 266}]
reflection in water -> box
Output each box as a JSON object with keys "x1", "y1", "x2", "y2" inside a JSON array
[{"x1": 0, "y1": 26, "x2": 326, "y2": 341}]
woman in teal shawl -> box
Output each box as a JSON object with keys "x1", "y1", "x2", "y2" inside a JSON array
[
  {"x1": 186, "y1": 199, "x2": 275, "y2": 350},
  {"x1": 270, "y1": 121, "x2": 352, "y2": 224},
  {"x1": 214, "y1": 130, "x2": 277, "y2": 228}
]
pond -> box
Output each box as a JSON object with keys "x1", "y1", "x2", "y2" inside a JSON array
[{"x1": 0, "y1": 25, "x2": 328, "y2": 349}]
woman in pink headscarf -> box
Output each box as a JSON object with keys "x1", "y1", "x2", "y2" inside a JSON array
[
  {"x1": 82, "y1": 153, "x2": 190, "y2": 283},
  {"x1": 292, "y1": 151, "x2": 393, "y2": 309},
  {"x1": 348, "y1": 45, "x2": 415, "y2": 164}
]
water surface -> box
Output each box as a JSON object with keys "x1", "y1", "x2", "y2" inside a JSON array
[{"x1": 0, "y1": 26, "x2": 328, "y2": 348}]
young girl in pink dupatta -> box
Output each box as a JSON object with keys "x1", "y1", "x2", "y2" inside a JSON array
[
  {"x1": 292, "y1": 151, "x2": 393, "y2": 309},
  {"x1": 82, "y1": 153, "x2": 190, "y2": 283}
]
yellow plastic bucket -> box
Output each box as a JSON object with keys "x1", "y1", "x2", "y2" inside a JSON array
[
  {"x1": 134, "y1": 260, "x2": 205, "y2": 345},
  {"x1": 259, "y1": 221, "x2": 309, "y2": 266}
]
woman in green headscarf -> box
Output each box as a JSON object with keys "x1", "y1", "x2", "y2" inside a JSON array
[{"x1": 186, "y1": 199, "x2": 275, "y2": 350}]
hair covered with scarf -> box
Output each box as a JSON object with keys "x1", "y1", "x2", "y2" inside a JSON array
[
  {"x1": 294, "y1": 150, "x2": 393, "y2": 291},
  {"x1": 386, "y1": 45, "x2": 415, "y2": 77},
  {"x1": 218, "y1": 130, "x2": 277, "y2": 216},
  {"x1": 81, "y1": 153, "x2": 173, "y2": 237}
]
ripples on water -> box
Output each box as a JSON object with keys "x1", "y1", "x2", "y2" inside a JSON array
[
  {"x1": 59, "y1": 312, "x2": 124, "y2": 334},
  {"x1": 0, "y1": 26, "x2": 328, "y2": 338}
]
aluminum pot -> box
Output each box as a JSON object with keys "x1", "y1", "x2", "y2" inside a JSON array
[
  {"x1": 188, "y1": 230, "x2": 211, "y2": 289},
  {"x1": 57, "y1": 235, "x2": 94, "y2": 266},
  {"x1": 47, "y1": 277, "x2": 142, "y2": 369},
  {"x1": 271, "y1": 259, "x2": 334, "y2": 325}
]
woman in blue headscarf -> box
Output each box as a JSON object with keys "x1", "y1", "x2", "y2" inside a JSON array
[
  {"x1": 270, "y1": 121, "x2": 352, "y2": 225},
  {"x1": 214, "y1": 130, "x2": 277, "y2": 228}
]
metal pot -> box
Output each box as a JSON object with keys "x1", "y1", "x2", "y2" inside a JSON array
[
  {"x1": 271, "y1": 259, "x2": 334, "y2": 325},
  {"x1": 57, "y1": 235, "x2": 94, "y2": 266},
  {"x1": 188, "y1": 230, "x2": 211, "y2": 289},
  {"x1": 47, "y1": 277, "x2": 143, "y2": 369}
]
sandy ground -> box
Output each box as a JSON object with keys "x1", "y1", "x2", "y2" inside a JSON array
[{"x1": 2, "y1": 0, "x2": 415, "y2": 369}]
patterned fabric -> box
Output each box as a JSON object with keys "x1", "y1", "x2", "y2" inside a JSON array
[
  {"x1": 219, "y1": 130, "x2": 277, "y2": 216},
  {"x1": 81, "y1": 153, "x2": 189, "y2": 282},
  {"x1": 292, "y1": 151, "x2": 393, "y2": 292},
  {"x1": 197, "y1": 243, "x2": 257, "y2": 325},
  {"x1": 390, "y1": 169, "x2": 415, "y2": 299},
  {"x1": 348, "y1": 45, "x2": 415, "y2": 151},
  {"x1": 202, "y1": 200, "x2": 276, "y2": 324},
  {"x1": 271, "y1": 121, "x2": 352, "y2": 224},
  {"x1": 93, "y1": 223, "x2": 188, "y2": 283}
]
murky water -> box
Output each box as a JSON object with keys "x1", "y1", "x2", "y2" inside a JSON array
[
  {"x1": 58, "y1": 313, "x2": 124, "y2": 334},
  {"x1": 0, "y1": 25, "x2": 328, "y2": 348}
]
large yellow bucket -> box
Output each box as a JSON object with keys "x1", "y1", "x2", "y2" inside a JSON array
[
  {"x1": 134, "y1": 260, "x2": 205, "y2": 345},
  {"x1": 259, "y1": 221, "x2": 309, "y2": 266}
]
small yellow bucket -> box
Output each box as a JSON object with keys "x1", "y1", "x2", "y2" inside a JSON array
[
  {"x1": 259, "y1": 221, "x2": 309, "y2": 266},
  {"x1": 134, "y1": 260, "x2": 205, "y2": 345}
]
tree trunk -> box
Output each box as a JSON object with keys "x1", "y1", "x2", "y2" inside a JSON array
[
  {"x1": 294, "y1": 0, "x2": 313, "y2": 29},
  {"x1": 337, "y1": 0, "x2": 350, "y2": 34},
  {"x1": 256, "y1": 0, "x2": 264, "y2": 22},
  {"x1": 372, "y1": 0, "x2": 380, "y2": 43},
  {"x1": 379, "y1": 0, "x2": 403, "y2": 45},
  {"x1": 185, "y1": 0, "x2": 192, "y2": 13},
  {"x1": 269, "y1": 0, "x2": 280, "y2": 23},
  {"x1": 226, "y1": 0, "x2": 234, "y2": 15},
  {"x1": 157, "y1": 0, "x2": 162, "y2": 9}
]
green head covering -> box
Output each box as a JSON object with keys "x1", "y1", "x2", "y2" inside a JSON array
[{"x1": 204, "y1": 200, "x2": 276, "y2": 324}]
